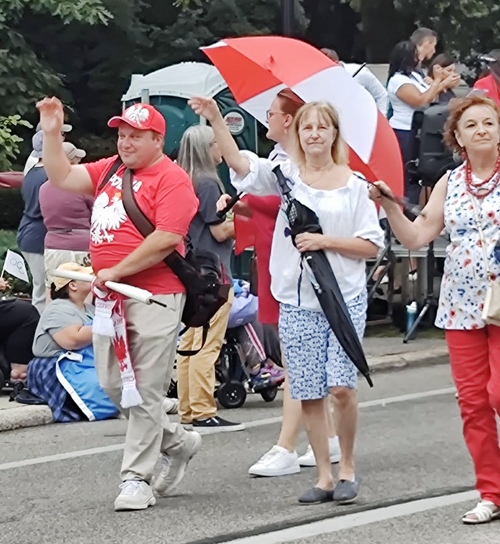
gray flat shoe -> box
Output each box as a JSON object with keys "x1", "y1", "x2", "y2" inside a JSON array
[
  {"x1": 298, "y1": 487, "x2": 334, "y2": 504},
  {"x1": 333, "y1": 476, "x2": 361, "y2": 504}
]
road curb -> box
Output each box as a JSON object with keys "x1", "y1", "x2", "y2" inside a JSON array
[
  {"x1": 0, "y1": 347, "x2": 449, "y2": 433},
  {"x1": 0, "y1": 405, "x2": 53, "y2": 433},
  {"x1": 368, "y1": 346, "x2": 449, "y2": 372}
]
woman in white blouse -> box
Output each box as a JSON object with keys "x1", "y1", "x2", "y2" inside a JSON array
[
  {"x1": 387, "y1": 40, "x2": 450, "y2": 205},
  {"x1": 190, "y1": 96, "x2": 384, "y2": 505}
]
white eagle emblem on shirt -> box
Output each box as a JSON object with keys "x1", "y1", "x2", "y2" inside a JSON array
[
  {"x1": 91, "y1": 191, "x2": 127, "y2": 245},
  {"x1": 124, "y1": 105, "x2": 150, "y2": 126}
]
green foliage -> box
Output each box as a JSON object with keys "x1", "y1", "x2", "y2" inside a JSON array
[
  {"x1": 0, "y1": 116, "x2": 32, "y2": 171},
  {"x1": 393, "y1": 0, "x2": 500, "y2": 59}
]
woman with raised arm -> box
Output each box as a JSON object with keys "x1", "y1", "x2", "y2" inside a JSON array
[
  {"x1": 190, "y1": 96, "x2": 384, "y2": 505},
  {"x1": 205, "y1": 90, "x2": 344, "y2": 479},
  {"x1": 370, "y1": 94, "x2": 500, "y2": 525}
]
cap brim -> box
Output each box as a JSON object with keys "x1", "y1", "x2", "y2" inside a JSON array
[
  {"x1": 62, "y1": 124, "x2": 72, "y2": 133},
  {"x1": 75, "y1": 150, "x2": 86, "y2": 158}
]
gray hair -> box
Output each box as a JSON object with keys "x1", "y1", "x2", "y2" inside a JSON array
[{"x1": 177, "y1": 125, "x2": 223, "y2": 191}]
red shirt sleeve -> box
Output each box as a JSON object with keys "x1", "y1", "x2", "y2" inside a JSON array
[
  {"x1": 84, "y1": 156, "x2": 119, "y2": 192},
  {"x1": 154, "y1": 167, "x2": 199, "y2": 236}
]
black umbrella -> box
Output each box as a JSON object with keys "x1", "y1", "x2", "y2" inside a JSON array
[{"x1": 273, "y1": 165, "x2": 373, "y2": 387}]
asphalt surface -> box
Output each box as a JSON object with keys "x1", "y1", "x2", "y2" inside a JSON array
[{"x1": 1, "y1": 362, "x2": 499, "y2": 544}]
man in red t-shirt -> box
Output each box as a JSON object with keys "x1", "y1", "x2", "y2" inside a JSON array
[{"x1": 37, "y1": 97, "x2": 200, "y2": 511}]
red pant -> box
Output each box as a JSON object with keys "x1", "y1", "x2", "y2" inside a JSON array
[{"x1": 446, "y1": 326, "x2": 500, "y2": 505}]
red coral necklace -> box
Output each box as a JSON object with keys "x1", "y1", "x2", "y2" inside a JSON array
[{"x1": 465, "y1": 154, "x2": 500, "y2": 198}]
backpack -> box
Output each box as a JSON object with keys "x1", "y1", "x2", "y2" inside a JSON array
[{"x1": 98, "y1": 159, "x2": 230, "y2": 355}]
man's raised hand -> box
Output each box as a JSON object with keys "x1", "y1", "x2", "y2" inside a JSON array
[{"x1": 36, "y1": 97, "x2": 65, "y2": 136}]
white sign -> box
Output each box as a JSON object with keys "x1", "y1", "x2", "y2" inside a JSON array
[
  {"x1": 223, "y1": 111, "x2": 245, "y2": 136},
  {"x1": 2, "y1": 250, "x2": 29, "y2": 282}
]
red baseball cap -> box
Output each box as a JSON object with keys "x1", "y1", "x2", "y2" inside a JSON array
[{"x1": 108, "y1": 103, "x2": 166, "y2": 136}]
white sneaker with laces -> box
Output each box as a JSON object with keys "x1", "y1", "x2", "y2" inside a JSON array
[
  {"x1": 153, "y1": 431, "x2": 202, "y2": 496},
  {"x1": 114, "y1": 480, "x2": 156, "y2": 511},
  {"x1": 248, "y1": 445, "x2": 300, "y2": 477},
  {"x1": 298, "y1": 437, "x2": 341, "y2": 467}
]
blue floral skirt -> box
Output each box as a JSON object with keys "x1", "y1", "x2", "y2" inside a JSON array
[{"x1": 278, "y1": 292, "x2": 367, "y2": 400}]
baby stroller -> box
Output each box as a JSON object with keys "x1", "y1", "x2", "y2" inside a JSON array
[{"x1": 215, "y1": 281, "x2": 284, "y2": 409}]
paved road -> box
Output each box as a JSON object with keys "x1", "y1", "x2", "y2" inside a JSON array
[{"x1": 1, "y1": 363, "x2": 498, "y2": 544}]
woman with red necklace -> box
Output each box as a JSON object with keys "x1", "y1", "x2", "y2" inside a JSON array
[{"x1": 370, "y1": 94, "x2": 500, "y2": 525}]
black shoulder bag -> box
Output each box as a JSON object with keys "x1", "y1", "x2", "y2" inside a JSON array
[{"x1": 99, "y1": 159, "x2": 230, "y2": 355}]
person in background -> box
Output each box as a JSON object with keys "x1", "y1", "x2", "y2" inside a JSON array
[
  {"x1": 210, "y1": 89, "x2": 342, "y2": 478},
  {"x1": 17, "y1": 131, "x2": 48, "y2": 314},
  {"x1": 0, "y1": 278, "x2": 39, "y2": 382},
  {"x1": 176, "y1": 125, "x2": 243, "y2": 434},
  {"x1": 24, "y1": 123, "x2": 72, "y2": 177},
  {"x1": 40, "y1": 142, "x2": 93, "y2": 292},
  {"x1": 387, "y1": 40, "x2": 449, "y2": 205},
  {"x1": 370, "y1": 94, "x2": 500, "y2": 525},
  {"x1": 320, "y1": 48, "x2": 388, "y2": 115},
  {"x1": 474, "y1": 50, "x2": 500, "y2": 108},
  {"x1": 410, "y1": 27, "x2": 438, "y2": 69},
  {"x1": 427, "y1": 54, "x2": 461, "y2": 104}
]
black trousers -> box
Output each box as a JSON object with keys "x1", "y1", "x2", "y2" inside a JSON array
[
  {"x1": 0, "y1": 299, "x2": 40, "y2": 365},
  {"x1": 394, "y1": 128, "x2": 421, "y2": 206}
]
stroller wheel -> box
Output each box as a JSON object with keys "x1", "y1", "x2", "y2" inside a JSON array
[
  {"x1": 260, "y1": 386, "x2": 278, "y2": 403},
  {"x1": 217, "y1": 380, "x2": 247, "y2": 409}
]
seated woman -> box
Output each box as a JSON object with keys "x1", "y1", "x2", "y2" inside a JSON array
[
  {"x1": 0, "y1": 278, "x2": 40, "y2": 383},
  {"x1": 27, "y1": 262, "x2": 117, "y2": 422}
]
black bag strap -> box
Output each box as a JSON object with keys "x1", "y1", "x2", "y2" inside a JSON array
[
  {"x1": 121, "y1": 168, "x2": 189, "y2": 272},
  {"x1": 176, "y1": 324, "x2": 210, "y2": 357},
  {"x1": 98, "y1": 157, "x2": 123, "y2": 192},
  {"x1": 120, "y1": 168, "x2": 210, "y2": 354}
]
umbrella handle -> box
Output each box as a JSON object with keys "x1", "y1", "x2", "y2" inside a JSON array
[
  {"x1": 216, "y1": 192, "x2": 246, "y2": 218},
  {"x1": 272, "y1": 165, "x2": 292, "y2": 200}
]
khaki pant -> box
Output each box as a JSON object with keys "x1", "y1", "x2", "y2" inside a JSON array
[
  {"x1": 93, "y1": 293, "x2": 189, "y2": 482},
  {"x1": 177, "y1": 289, "x2": 234, "y2": 422}
]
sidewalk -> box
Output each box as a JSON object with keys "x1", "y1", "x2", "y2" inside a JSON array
[{"x1": 0, "y1": 333, "x2": 448, "y2": 433}]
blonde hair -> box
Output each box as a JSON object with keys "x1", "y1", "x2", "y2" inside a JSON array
[
  {"x1": 288, "y1": 102, "x2": 348, "y2": 166},
  {"x1": 177, "y1": 125, "x2": 223, "y2": 191}
]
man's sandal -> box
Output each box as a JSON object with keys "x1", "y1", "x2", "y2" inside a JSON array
[{"x1": 462, "y1": 500, "x2": 500, "y2": 524}]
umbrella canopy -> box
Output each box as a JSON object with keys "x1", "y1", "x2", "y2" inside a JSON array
[
  {"x1": 273, "y1": 166, "x2": 373, "y2": 387},
  {"x1": 202, "y1": 36, "x2": 403, "y2": 197}
]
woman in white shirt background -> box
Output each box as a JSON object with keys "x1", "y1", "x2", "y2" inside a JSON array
[
  {"x1": 189, "y1": 96, "x2": 384, "y2": 505},
  {"x1": 387, "y1": 40, "x2": 452, "y2": 205}
]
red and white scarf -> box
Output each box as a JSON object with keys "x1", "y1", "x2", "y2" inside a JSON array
[{"x1": 92, "y1": 284, "x2": 143, "y2": 409}]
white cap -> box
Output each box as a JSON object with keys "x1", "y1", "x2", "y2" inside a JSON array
[{"x1": 62, "y1": 142, "x2": 86, "y2": 161}]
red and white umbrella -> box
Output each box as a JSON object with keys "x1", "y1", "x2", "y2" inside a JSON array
[{"x1": 202, "y1": 36, "x2": 403, "y2": 196}]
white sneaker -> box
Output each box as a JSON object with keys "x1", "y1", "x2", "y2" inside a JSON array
[
  {"x1": 298, "y1": 437, "x2": 342, "y2": 467},
  {"x1": 248, "y1": 445, "x2": 300, "y2": 477},
  {"x1": 153, "y1": 431, "x2": 202, "y2": 496},
  {"x1": 114, "y1": 480, "x2": 156, "y2": 511}
]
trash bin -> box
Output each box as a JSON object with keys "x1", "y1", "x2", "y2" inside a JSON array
[
  {"x1": 122, "y1": 62, "x2": 258, "y2": 279},
  {"x1": 121, "y1": 62, "x2": 258, "y2": 160}
]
